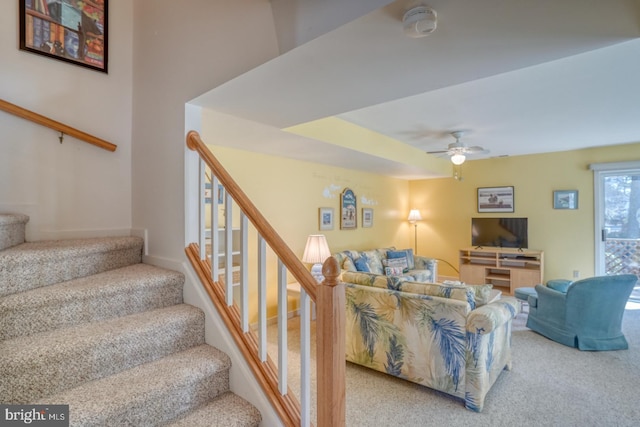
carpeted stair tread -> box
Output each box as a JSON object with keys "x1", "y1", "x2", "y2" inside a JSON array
[
  {"x1": 0, "y1": 264, "x2": 184, "y2": 340},
  {"x1": 0, "y1": 236, "x2": 143, "y2": 297},
  {"x1": 40, "y1": 344, "x2": 233, "y2": 427},
  {"x1": 0, "y1": 213, "x2": 29, "y2": 251},
  {"x1": 166, "y1": 391, "x2": 262, "y2": 427},
  {"x1": 0, "y1": 304, "x2": 205, "y2": 403}
]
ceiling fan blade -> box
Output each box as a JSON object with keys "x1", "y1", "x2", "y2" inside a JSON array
[
  {"x1": 426, "y1": 150, "x2": 449, "y2": 154},
  {"x1": 464, "y1": 146, "x2": 489, "y2": 154}
]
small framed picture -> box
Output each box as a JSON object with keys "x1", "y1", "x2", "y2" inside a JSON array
[
  {"x1": 477, "y1": 186, "x2": 514, "y2": 213},
  {"x1": 319, "y1": 207, "x2": 334, "y2": 231},
  {"x1": 362, "y1": 208, "x2": 373, "y2": 228},
  {"x1": 553, "y1": 190, "x2": 578, "y2": 210}
]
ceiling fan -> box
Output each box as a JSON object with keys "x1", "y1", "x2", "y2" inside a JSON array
[{"x1": 426, "y1": 131, "x2": 489, "y2": 165}]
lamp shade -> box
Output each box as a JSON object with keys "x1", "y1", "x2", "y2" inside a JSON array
[
  {"x1": 302, "y1": 234, "x2": 331, "y2": 264},
  {"x1": 407, "y1": 209, "x2": 422, "y2": 223}
]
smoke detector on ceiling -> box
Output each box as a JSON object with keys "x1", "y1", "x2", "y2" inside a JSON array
[{"x1": 403, "y1": 5, "x2": 437, "y2": 38}]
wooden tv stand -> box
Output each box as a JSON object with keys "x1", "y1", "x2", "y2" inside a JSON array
[{"x1": 459, "y1": 247, "x2": 544, "y2": 295}]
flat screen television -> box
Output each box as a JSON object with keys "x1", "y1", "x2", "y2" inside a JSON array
[{"x1": 471, "y1": 217, "x2": 528, "y2": 249}]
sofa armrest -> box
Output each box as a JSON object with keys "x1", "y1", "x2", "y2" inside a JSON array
[
  {"x1": 466, "y1": 297, "x2": 520, "y2": 334},
  {"x1": 414, "y1": 256, "x2": 438, "y2": 282}
]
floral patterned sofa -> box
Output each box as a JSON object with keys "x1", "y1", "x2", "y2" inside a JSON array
[
  {"x1": 333, "y1": 247, "x2": 438, "y2": 285},
  {"x1": 343, "y1": 276, "x2": 520, "y2": 412}
]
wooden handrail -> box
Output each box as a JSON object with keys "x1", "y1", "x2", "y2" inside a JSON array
[
  {"x1": 186, "y1": 130, "x2": 316, "y2": 301},
  {"x1": 0, "y1": 98, "x2": 117, "y2": 152}
]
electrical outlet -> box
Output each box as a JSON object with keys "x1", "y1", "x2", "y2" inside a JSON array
[{"x1": 573, "y1": 270, "x2": 580, "y2": 279}]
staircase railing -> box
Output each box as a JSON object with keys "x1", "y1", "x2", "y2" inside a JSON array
[
  {"x1": 185, "y1": 131, "x2": 345, "y2": 427},
  {"x1": 0, "y1": 98, "x2": 116, "y2": 152}
]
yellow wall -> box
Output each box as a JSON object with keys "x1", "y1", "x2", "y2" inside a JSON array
[
  {"x1": 202, "y1": 122, "x2": 638, "y2": 320},
  {"x1": 207, "y1": 144, "x2": 411, "y2": 321},
  {"x1": 410, "y1": 142, "x2": 640, "y2": 281}
]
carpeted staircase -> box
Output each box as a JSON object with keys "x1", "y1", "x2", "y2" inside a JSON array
[{"x1": 0, "y1": 213, "x2": 261, "y2": 426}]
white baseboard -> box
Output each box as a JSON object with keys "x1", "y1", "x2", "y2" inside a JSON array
[{"x1": 130, "y1": 228, "x2": 148, "y2": 256}]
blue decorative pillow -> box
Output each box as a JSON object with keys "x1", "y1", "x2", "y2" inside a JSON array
[
  {"x1": 354, "y1": 256, "x2": 371, "y2": 273},
  {"x1": 387, "y1": 249, "x2": 415, "y2": 270}
]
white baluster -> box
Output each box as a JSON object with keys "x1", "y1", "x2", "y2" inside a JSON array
[
  {"x1": 278, "y1": 260, "x2": 287, "y2": 395},
  {"x1": 225, "y1": 191, "x2": 233, "y2": 306},
  {"x1": 240, "y1": 212, "x2": 249, "y2": 332},
  {"x1": 258, "y1": 236, "x2": 267, "y2": 362},
  {"x1": 300, "y1": 288, "x2": 311, "y2": 427},
  {"x1": 199, "y1": 160, "x2": 206, "y2": 260},
  {"x1": 211, "y1": 176, "x2": 219, "y2": 280}
]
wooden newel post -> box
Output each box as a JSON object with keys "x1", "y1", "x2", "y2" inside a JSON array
[{"x1": 316, "y1": 256, "x2": 345, "y2": 427}]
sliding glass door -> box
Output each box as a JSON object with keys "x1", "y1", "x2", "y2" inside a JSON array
[{"x1": 593, "y1": 162, "x2": 640, "y2": 301}]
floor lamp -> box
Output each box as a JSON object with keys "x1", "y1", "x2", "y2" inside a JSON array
[{"x1": 408, "y1": 209, "x2": 422, "y2": 255}]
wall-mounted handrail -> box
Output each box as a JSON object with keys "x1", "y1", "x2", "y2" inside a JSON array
[{"x1": 0, "y1": 98, "x2": 116, "y2": 152}]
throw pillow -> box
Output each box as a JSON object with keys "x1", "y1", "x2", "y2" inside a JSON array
[
  {"x1": 382, "y1": 257, "x2": 408, "y2": 271},
  {"x1": 362, "y1": 250, "x2": 385, "y2": 275},
  {"x1": 387, "y1": 249, "x2": 415, "y2": 270},
  {"x1": 342, "y1": 256, "x2": 357, "y2": 272},
  {"x1": 384, "y1": 266, "x2": 404, "y2": 276},
  {"x1": 354, "y1": 256, "x2": 371, "y2": 273}
]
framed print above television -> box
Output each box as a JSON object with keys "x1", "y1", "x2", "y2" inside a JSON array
[
  {"x1": 477, "y1": 186, "x2": 514, "y2": 213},
  {"x1": 19, "y1": 0, "x2": 108, "y2": 73}
]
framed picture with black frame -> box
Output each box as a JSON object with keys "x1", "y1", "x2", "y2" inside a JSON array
[
  {"x1": 19, "y1": 0, "x2": 108, "y2": 73},
  {"x1": 477, "y1": 186, "x2": 514, "y2": 213}
]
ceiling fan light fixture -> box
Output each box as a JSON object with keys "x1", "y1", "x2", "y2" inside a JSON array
[{"x1": 451, "y1": 153, "x2": 466, "y2": 165}]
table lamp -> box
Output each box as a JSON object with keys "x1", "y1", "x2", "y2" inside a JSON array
[{"x1": 302, "y1": 234, "x2": 331, "y2": 281}]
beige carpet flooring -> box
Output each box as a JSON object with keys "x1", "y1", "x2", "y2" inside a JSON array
[{"x1": 268, "y1": 304, "x2": 640, "y2": 426}]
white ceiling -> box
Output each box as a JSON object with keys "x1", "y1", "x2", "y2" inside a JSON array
[{"x1": 191, "y1": 0, "x2": 640, "y2": 178}]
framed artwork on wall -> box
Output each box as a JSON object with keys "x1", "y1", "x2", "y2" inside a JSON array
[
  {"x1": 477, "y1": 186, "x2": 514, "y2": 213},
  {"x1": 204, "y1": 183, "x2": 224, "y2": 204},
  {"x1": 319, "y1": 207, "x2": 334, "y2": 231},
  {"x1": 362, "y1": 208, "x2": 373, "y2": 228},
  {"x1": 553, "y1": 190, "x2": 578, "y2": 210},
  {"x1": 340, "y1": 188, "x2": 357, "y2": 229},
  {"x1": 19, "y1": 0, "x2": 108, "y2": 73}
]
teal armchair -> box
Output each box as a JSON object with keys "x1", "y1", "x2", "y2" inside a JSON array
[{"x1": 526, "y1": 274, "x2": 637, "y2": 351}]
